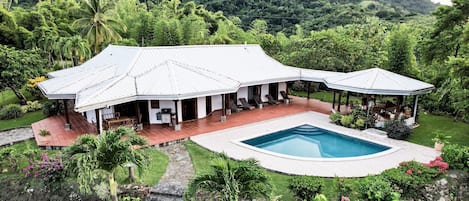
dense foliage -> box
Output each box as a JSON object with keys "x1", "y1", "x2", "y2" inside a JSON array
[
  {"x1": 385, "y1": 120, "x2": 412, "y2": 140},
  {"x1": 288, "y1": 176, "x2": 324, "y2": 201},
  {"x1": 442, "y1": 144, "x2": 469, "y2": 170}
]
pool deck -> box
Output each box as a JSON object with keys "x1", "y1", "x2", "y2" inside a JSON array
[{"x1": 191, "y1": 111, "x2": 439, "y2": 177}]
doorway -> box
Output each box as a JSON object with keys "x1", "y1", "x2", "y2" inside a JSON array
[
  {"x1": 137, "y1": 101, "x2": 149, "y2": 123},
  {"x1": 269, "y1": 83, "x2": 279, "y2": 100},
  {"x1": 182, "y1": 98, "x2": 197, "y2": 121},
  {"x1": 248, "y1": 85, "x2": 261, "y2": 104},
  {"x1": 206, "y1": 96, "x2": 212, "y2": 115}
]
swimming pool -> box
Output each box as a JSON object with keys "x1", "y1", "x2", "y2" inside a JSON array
[{"x1": 242, "y1": 124, "x2": 390, "y2": 158}]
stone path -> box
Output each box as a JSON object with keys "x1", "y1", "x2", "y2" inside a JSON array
[
  {"x1": 151, "y1": 143, "x2": 195, "y2": 201},
  {"x1": 0, "y1": 127, "x2": 34, "y2": 147}
]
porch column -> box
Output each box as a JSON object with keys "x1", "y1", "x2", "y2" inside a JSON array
[
  {"x1": 413, "y1": 95, "x2": 419, "y2": 121},
  {"x1": 306, "y1": 81, "x2": 311, "y2": 100},
  {"x1": 134, "y1": 102, "x2": 141, "y2": 124},
  {"x1": 221, "y1": 94, "x2": 226, "y2": 122},
  {"x1": 337, "y1": 91, "x2": 342, "y2": 112},
  {"x1": 173, "y1": 100, "x2": 180, "y2": 131},
  {"x1": 226, "y1": 94, "x2": 231, "y2": 115},
  {"x1": 332, "y1": 91, "x2": 336, "y2": 110},
  {"x1": 95, "y1": 109, "x2": 101, "y2": 134},
  {"x1": 63, "y1": 99, "x2": 71, "y2": 130},
  {"x1": 345, "y1": 92, "x2": 350, "y2": 107}
]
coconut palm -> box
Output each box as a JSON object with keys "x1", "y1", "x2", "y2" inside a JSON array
[
  {"x1": 63, "y1": 127, "x2": 148, "y2": 201},
  {"x1": 184, "y1": 154, "x2": 272, "y2": 201},
  {"x1": 73, "y1": 0, "x2": 126, "y2": 54}
]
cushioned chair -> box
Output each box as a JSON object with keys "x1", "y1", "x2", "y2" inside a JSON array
[
  {"x1": 265, "y1": 94, "x2": 279, "y2": 105},
  {"x1": 280, "y1": 91, "x2": 291, "y2": 102},
  {"x1": 238, "y1": 98, "x2": 255, "y2": 110},
  {"x1": 230, "y1": 99, "x2": 242, "y2": 112}
]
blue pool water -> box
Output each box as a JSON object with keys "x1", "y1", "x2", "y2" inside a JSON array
[{"x1": 242, "y1": 124, "x2": 390, "y2": 158}]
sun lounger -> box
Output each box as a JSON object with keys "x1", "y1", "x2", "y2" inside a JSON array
[
  {"x1": 253, "y1": 96, "x2": 264, "y2": 107},
  {"x1": 239, "y1": 98, "x2": 255, "y2": 110},
  {"x1": 230, "y1": 99, "x2": 242, "y2": 113},
  {"x1": 280, "y1": 91, "x2": 291, "y2": 103},
  {"x1": 265, "y1": 94, "x2": 279, "y2": 105}
]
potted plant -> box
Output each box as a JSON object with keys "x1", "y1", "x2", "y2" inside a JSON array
[{"x1": 432, "y1": 130, "x2": 451, "y2": 151}]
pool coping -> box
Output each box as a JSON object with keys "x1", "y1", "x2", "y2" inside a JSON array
[{"x1": 191, "y1": 111, "x2": 439, "y2": 177}]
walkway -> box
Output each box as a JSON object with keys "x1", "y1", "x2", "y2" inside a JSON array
[
  {"x1": 151, "y1": 143, "x2": 194, "y2": 200},
  {"x1": 32, "y1": 96, "x2": 345, "y2": 147},
  {"x1": 0, "y1": 127, "x2": 34, "y2": 147},
  {"x1": 191, "y1": 111, "x2": 439, "y2": 177}
]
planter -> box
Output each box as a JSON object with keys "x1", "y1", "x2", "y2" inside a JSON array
[{"x1": 434, "y1": 142, "x2": 444, "y2": 151}]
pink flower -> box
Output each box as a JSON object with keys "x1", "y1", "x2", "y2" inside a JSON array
[
  {"x1": 341, "y1": 196, "x2": 351, "y2": 201},
  {"x1": 435, "y1": 156, "x2": 443, "y2": 161},
  {"x1": 406, "y1": 169, "x2": 413, "y2": 175}
]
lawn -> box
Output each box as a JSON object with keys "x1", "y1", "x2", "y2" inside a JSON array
[
  {"x1": 408, "y1": 113, "x2": 469, "y2": 147},
  {"x1": 184, "y1": 140, "x2": 356, "y2": 200},
  {"x1": 0, "y1": 89, "x2": 33, "y2": 107},
  {"x1": 289, "y1": 90, "x2": 361, "y2": 104},
  {"x1": 0, "y1": 110, "x2": 46, "y2": 131},
  {"x1": 1, "y1": 140, "x2": 169, "y2": 186}
]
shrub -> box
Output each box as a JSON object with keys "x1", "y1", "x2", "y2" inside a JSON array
[
  {"x1": 0, "y1": 104, "x2": 24, "y2": 120},
  {"x1": 289, "y1": 176, "x2": 323, "y2": 201},
  {"x1": 20, "y1": 101, "x2": 43, "y2": 113},
  {"x1": 384, "y1": 120, "x2": 411, "y2": 140},
  {"x1": 23, "y1": 153, "x2": 65, "y2": 190},
  {"x1": 359, "y1": 176, "x2": 400, "y2": 201},
  {"x1": 329, "y1": 113, "x2": 342, "y2": 124},
  {"x1": 340, "y1": 115, "x2": 353, "y2": 127},
  {"x1": 39, "y1": 129, "x2": 50, "y2": 136},
  {"x1": 425, "y1": 156, "x2": 449, "y2": 173},
  {"x1": 381, "y1": 168, "x2": 423, "y2": 198},
  {"x1": 26, "y1": 76, "x2": 46, "y2": 99},
  {"x1": 291, "y1": 81, "x2": 305, "y2": 91},
  {"x1": 42, "y1": 101, "x2": 60, "y2": 116},
  {"x1": 442, "y1": 144, "x2": 469, "y2": 170},
  {"x1": 398, "y1": 161, "x2": 440, "y2": 182},
  {"x1": 355, "y1": 118, "x2": 365, "y2": 129}
]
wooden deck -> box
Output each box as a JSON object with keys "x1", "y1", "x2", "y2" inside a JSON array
[{"x1": 32, "y1": 96, "x2": 341, "y2": 148}]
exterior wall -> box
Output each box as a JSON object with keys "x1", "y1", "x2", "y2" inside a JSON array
[
  {"x1": 212, "y1": 95, "x2": 222, "y2": 111},
  {"x1": 148, "y1": 100, "x2": 179, "y2": 124},
  {"x1": 278, "y1": 82, "x2": 287, "y2": 100},
  {"x1": 197, "y1": 97, "x2": 206, "y2": 118},
  {"x1": 237, "y1": 87, "x2": 248, "y2": 105},
  {"x1": 85, "y1": 106, "x2": 114, "y2": 123},
  {"x1": 261, "y1": 84, "x2": 269, "y2": 102}
]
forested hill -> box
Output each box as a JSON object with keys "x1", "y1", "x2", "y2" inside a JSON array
[{"x1": 183, "y1": 0, "x2": 437, "y2": 33}]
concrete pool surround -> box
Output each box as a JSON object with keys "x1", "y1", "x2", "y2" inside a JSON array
[{"x1": 191, "y1": 111, "x2": 439, "y2": 177}]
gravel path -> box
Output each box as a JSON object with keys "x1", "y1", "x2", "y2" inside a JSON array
[
  {"x1": 0, "y1": 127, "x2": 34, "y2": 147},
  {"x1": 151, "y1": 143, "x2": 195, "y2": 201}
]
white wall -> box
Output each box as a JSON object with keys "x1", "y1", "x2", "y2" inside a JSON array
[
  {"x1": 237, "y1": 87, "x2": 248, "y2": 105},
  {"x1": 197, "y1": 97, "x2": 206, "y2": 118},
  {"x1": 278, "y1": 82, "x2": 287, "y2": 100},
  {"x1": 148, "y1": 100, "x2": 179, "y2": 124},
  {"x1": 86, "y1": 110, "x2": 96, "y2": 123},
  {"x1": 261, "y1": 84, "x2": 269, "y2": 102},
  {"x1": 212, "y1": 95, "x2": 222, "y2": 111}
]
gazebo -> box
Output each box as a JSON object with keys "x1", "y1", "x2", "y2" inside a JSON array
[{"x1": 323, "y1": 68, "x2": 434, "y2": 125}]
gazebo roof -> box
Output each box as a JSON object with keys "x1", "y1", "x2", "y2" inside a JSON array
[{"x1": 323, "y1": 68, "x2": 434, "y2": 95}]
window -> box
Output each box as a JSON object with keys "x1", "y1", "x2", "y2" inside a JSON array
[{"x1": 151, "y1": 100, "x2": 160, "y2": 108}]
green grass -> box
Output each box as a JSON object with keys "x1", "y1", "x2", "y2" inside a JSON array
[
  {"x1": 184, "y1": 140, "x2": 357, "y2": 200},
  {"x1": 0, "y1": 110, "x2": 46, "y2": 130},
  {"x1": 408, "y1": 113, "x2": 469, "y2": 147},
  {"x1": 1, "y1": 140, "x2": 169, "y2": 187},
  {"x1": 0, "y1": 89, "x2": 33, "y2": 107},
  {"x1": 115, "y1": 148, "x2": 169, "y2": 186}
]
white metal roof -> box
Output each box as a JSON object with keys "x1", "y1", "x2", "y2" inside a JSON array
[
  {"x1": 39, "y1": 44, "x2": 300, "y2": 112},
  {"x1": 299, "y1": 68, "x2": 345, "y2": 82},
  {"x1": 323, "y1": 68, "x2": 434, "y2": 95}
]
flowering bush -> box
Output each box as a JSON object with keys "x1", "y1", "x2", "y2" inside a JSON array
[
  {"x1": 23, "y1": 153, "x2": 65, "y2": 189},
  {"x1": 425, "y1": 156, "x2": 449, "y2": 173},
  {"x1": 442, "y1": 144, "x2": 469, "y2": 170}
]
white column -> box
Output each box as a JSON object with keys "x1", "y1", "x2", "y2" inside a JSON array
[
  {"x1": 413, "y1": 95, "x2": 419, "y2": 118},
  {"x1": 99, "y1": 109, "x2": 103, "y2": 134}
]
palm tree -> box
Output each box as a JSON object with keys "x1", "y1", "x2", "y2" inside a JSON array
[
  {"x1": 62, "y1": 35, "x2": 91, "y2": 67},
  {"x1": 73, "y1": 0, "x2": 126, "y2": 54},
  {"x1": 184, "y1": 154, "x2": 272, "y2": 201},
  {"x1": 63, "y1": 127, "x2": 149, "y2": 201}
]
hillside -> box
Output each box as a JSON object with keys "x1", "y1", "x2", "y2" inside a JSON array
[{"x1": 184, "y1": 0, "x2": 437, "y2": 33}]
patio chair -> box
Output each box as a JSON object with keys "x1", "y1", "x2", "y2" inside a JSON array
[
  {"x1": 253, "y1": 95, "x2": 264, "y2": 107},
  {"x1": 265, "y1": 94, "x2": 279, "y2": 105},
  {"x1": 230, "y1": 99, "x2": 242, "y2": 113},
  {"x1": 238, "y1": 98, "x2": 255, "y2": 110},
  {"x1": 280, "y1": 91, "x2": 292, "y2": 103}
]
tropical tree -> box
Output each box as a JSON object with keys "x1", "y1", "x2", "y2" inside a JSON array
[
  {"x1": 73, "y1": 0, "x2": 126, "y2": 54},
  {"x1": 0, "y1": 45, "x2": 46, "y2": 104},
  {"x1": 184, "y1": 154, "x2": 272, "y2": 201},
  {"x1": 63, "y1": 127, "x2": 149, "y2": 201},
  {"x1": 386, "y1": 25, "x2": 416, "y2": 76}
]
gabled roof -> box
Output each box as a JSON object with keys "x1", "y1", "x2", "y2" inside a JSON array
[
  {"x1": 39, "y1": 44, "x2": 300, "y2": 112},
  {"x1": 323, "y1": 68, "x2": 435, "y2": 95}
]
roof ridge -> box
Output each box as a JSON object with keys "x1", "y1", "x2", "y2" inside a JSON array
[
  {"x1": 167, "y1": 60, "x2": 240, "y2": 85},
  {"x1": 76, "y1": 74, "x2": 132, "y2": 107},
  {"x1": 110, "y1": 44, "x2": 260, "y2": 50}
]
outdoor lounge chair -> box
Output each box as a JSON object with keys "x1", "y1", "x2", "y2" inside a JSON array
[
  {"x1": 253, "y1": 95, "x2": 264, "y2": 107},
  {"x1": 230, "y1": 99, "x2": 242, "y2": 113},
  {"x1": 280, "y1": 91, "x2": 291, "y2": 102},
  {"x1": 238, "y1": 98, "x2": 255, "y2": 110},
  {"x1": 265, "y1": 94, "x2": 279, "y2": 105}
]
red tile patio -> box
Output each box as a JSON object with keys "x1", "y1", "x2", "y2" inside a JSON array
[{"x1": 32, "y1": 97, "x2": 347, "y2": 148}]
